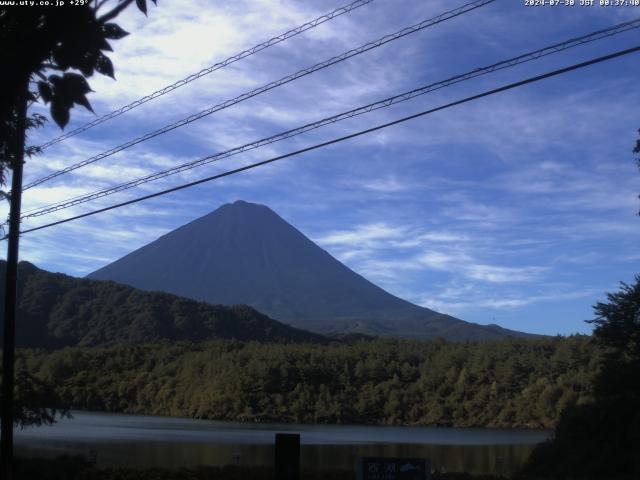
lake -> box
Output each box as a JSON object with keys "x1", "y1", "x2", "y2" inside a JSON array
[{"x1": 15, "y1": 411, "x2": 550, "y2": 476}]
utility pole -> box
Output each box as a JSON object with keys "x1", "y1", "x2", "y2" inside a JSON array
[{"x1": 1, "y1": 85, "x2": 27, "y2": 480}]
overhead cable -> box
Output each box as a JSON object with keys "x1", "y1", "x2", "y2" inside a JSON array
[
  {"x1": 24, "y1": 0, "x2": 495, "y2": 191},
  {"x1": 37, "y1": 0, "x2": 376, "y2": 150},
  {"x1": 21, "y1": 18, "x2": 640, "y2": 220},
  {"x1": 14, "y1": 45, "x2": 640, "y2": 238}
]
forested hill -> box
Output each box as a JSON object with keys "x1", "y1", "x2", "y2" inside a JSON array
[
  {"x1": 21, "y1": 335, "x2": 598, "y2": 429},
  {"x1": 0, "y1": 261, "x2": 325, "y2": 348}
]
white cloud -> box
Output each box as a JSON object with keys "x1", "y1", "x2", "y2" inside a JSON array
[
  {"x1": 416, "y1": 251, "x2": 544, "y2": 283},
  {"x1": 360, "y1": 176, "x2": 411, "y2": 193},
  {"x1": 318, "y1": 222, "x2": 407, "y2": 247},
  {"x1": 466, "y1": 264, "x2": 545, "y2": 283},
  {"x1": 420, "y1": 285, "x2": 598, "y2": 316}
]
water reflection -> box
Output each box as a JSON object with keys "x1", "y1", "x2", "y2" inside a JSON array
[
  {"x1": 16, "y1": 440, "x2": 537, "y2": 476},
  {"x1": 15, "y1": 412, "x2": 546, "y2": 476}
]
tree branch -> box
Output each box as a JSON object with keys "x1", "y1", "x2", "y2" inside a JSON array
[{"x1": 95, "y1": 0, "x2": 110, "y2": 12}]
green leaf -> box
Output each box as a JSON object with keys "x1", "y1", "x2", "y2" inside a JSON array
[
  {"x1": 62, "y1": 73, "x2": 92, "y2": 95},
  {"x1": 99, "y1": 37, "x2": 113, "y2": 52},
  {"x1": 52, "y1": 47, "x2": 73, "y2": 71},
  {"x1": 136, "y1": 0, "x2": 147, "y2": 15},
  {"x1": 26, "y1": 113, "x2": 47, "y2": 129},
  {"x1": 48, "y1": 75, "x2": 72, "y2": 107},
  {"x1": 95, "y1": 52, "x2": 115, "y2": 78},
  {"x1": 76, "y1": 51, "x2": 97, "y2": 77},
  {"x1": 102, "y1": 23, "x2": 129, "y2": 40},
  {"x1": 61, "y1": 73, "x2": 95, "y2": 112},
  {"x1": 48, "y1": 75, "x2": 63, "y2": 87},
  {"x1": 51, "y1": 101, "x2": 70, "y2": 129},
  {"x1": 75, "y1": 95, "x2": 94, "y2": 113}
]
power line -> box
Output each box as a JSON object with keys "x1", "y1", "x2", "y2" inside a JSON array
[
  {"x1": 21, "y1": 18, "x2": 640, "y2": 220},
  {"x1": 23, "y1": 0, "x2": 495, "y2": 191},
  {"x1": 14, "y1": 45, "x2": 640, "y2": 239},
  {"x1": 36, "y1": 0, "x2": 376, "y2": 151}
]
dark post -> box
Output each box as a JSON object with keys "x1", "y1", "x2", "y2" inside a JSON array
[
  {"x1": 1, "y1": 89, "x2": 27, "y2": 480},
  {"x1": 274, "y1": 433, "x2": 300, "y2": 480}
]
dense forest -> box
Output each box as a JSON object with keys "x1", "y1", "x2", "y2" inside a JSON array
[
  {"x1": 0, "y1": 261, "x2": 324, "y2": 347},
  {"x1": 18, "y1": 335, "x2": 597, "y2": 429},
  {"x1": 0, "y1": 260, "x2": 599, "y2": 430}
]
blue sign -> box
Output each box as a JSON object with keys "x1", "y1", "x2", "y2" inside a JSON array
[{"x1": 358, "y1": 457, "x2": 431, "y2": 480}]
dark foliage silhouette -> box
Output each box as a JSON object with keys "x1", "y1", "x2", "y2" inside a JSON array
[
  {"x1": 0, "y1": 0, "x2": 156, "y2": 182},
  {"x1": 635, "y1": 128, "x2": 640, "y2": 215},
  {"x1": 1, "y1": 1, "x2": 157, "y2": 437},
  {"x1": 523, "y1": 276, "x2": 640, "y2": 479}
]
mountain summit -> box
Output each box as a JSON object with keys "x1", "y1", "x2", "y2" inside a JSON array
[{"x1": 88, "y1": 200, "x2": 530, "y2": 340}]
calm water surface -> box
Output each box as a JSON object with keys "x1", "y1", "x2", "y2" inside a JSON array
[{"x1": 15, "y1": 411, "x2": 550, "y2": 476}]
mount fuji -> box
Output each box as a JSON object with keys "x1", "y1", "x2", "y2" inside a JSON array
[{"x1": 88, "y1": 200, "x2": 532, "y2": 340}]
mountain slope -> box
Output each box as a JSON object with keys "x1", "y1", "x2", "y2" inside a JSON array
[
  {"x1": 88, "y1": 200, "x2": 532, "y2": 340},
  {"x1": 0, "y1": 261, "x2": 325, "y2": 348}
]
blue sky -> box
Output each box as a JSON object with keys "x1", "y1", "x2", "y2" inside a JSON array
[{"x1": 5, "y1": 0, "x2": 640, "y2": 335}]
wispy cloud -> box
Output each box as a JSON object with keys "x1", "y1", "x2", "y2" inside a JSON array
[
  {"x1": 5, "y1": 0, "x2": 638, "y2": 336},
  {"x1": 421, "y1": 287, "x2": 598, "y2": 316},
  {"x1": 318, "y1": 222, "x2": 407, "y2": 247}
]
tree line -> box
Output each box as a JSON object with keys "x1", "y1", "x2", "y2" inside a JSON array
[{"x1": 17, "y1": 335, "x2": 597, "y2": 429}]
